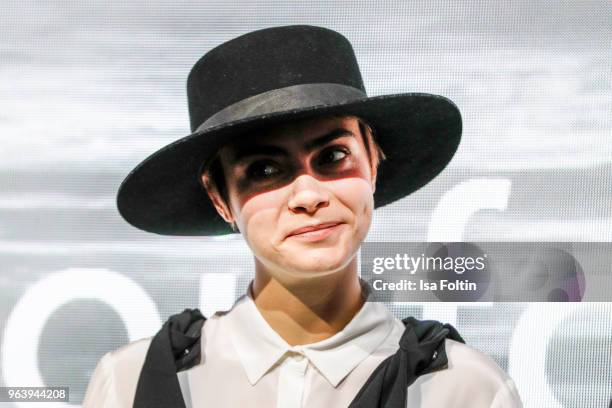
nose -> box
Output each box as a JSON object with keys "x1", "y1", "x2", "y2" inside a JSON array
[{"x1": 287, "y1": 174, "x2": 330, "y2": 214}]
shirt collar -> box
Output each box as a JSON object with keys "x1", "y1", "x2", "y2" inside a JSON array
[{"x1": 225, "y1": 278, "x2": 396, "y2": 388}]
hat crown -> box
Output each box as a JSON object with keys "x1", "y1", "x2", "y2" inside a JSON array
[{"x1": 187, "y1": 25, "x2": 366, "y2": 132}]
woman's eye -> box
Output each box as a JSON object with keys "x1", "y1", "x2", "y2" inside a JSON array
[
  {"x1": 319, "y1": 147, "x2": 349, "y2": 165},
  {"x1": 246, "y1": 161, "x2": 280, "y2": 180}
]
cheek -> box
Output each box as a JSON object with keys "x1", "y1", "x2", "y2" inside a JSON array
[
  {"x1": 329, "y1": 177, "x2": 374, "y2": 223},
  {"x1": 237, "y1": 190, "x2": 285, "y2": 243}
]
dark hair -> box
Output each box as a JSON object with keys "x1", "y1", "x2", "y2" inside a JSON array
[
  {"x1": 205, "y1": 151, "x2": 230, "y2": 206},
  {"x1": 201, "y1": 115, "x2": 386, "y2": 207}
]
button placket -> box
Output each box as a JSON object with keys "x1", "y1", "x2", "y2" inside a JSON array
[
  {"x1": 289, "y1": 353, "x2": 308, "y2": 374},
  {"x1": 275, "y1": 352, "x2": 309, "y2": 408}
]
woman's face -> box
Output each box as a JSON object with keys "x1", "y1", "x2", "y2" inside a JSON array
[{"x1": 205, "y1": 115, "x2": 377, "y2": 280}]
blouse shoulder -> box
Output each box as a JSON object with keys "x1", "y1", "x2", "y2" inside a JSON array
[
  {"x1": 82, "y1": 337, "x2": 152, "y2": 408},
  {"x1": 407, "y1": 339, "x2": 523, "y2": 408}
]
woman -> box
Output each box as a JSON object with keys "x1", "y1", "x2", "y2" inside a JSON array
[{"x1": 83, "y1": 25, "x2": 522, "y2": 407}]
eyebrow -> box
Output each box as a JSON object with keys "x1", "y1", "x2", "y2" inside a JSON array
[{"x1": 230, "y1": 128, "x2": 355, "y2": 164}]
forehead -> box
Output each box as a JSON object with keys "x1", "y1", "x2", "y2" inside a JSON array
[{"x1": 219, "y1": 115, "x2": 362, "y2": 163}]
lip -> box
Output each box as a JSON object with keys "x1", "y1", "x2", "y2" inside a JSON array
[{"x1": 286, "y1": 222, "x2": 343, "y2": 240}]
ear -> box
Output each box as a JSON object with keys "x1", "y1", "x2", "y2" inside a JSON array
[
  {"x1": 370, "y1": 164, "x2": 377, "y2": 194},
  {"x1": 200, "y1": 171, "x2": 234, "y2": 224}
]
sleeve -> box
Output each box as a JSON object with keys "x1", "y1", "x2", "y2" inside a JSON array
[
  {"x1": 82, "y1": 352, "x2": 117, "y2": 408},
  {"x1": 490, "y1": 378, "x2": 523, "y2": 408}
]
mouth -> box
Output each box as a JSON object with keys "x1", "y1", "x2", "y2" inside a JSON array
[{"x1": 286, "y1": 222, "x2": 344, "y2": 242}]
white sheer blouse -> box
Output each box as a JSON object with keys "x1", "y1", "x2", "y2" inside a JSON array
[{"x1": 83, "y1": 282, "x2": 523, "y2": 408}]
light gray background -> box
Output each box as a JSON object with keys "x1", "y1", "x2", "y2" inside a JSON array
[{"x1": 1, "y1": 1, "x2": 610, "y2": 407}]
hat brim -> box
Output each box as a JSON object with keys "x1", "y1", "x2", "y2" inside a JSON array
[{"x1": 116, "y1": 93, "x2": 461, "y2": 236}]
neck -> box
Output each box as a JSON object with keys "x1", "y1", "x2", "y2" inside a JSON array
[{"x1": 251, "y1": 257, "x2": 365, "y2": 346}]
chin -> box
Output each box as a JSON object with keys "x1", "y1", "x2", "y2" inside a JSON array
[
  {"x1": 282, "y1": 267, "x2": 345, "y2": 280},
  {"x1": 284, "y1": 252, "x2": 350, "y2": 276}
]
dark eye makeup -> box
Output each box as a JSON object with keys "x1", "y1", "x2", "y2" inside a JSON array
[
  {"x1": 317, "y1": 146, "x2": 350, "y2": 166},
  {"x1": 245, "y1": 159, "x2": 280, "y2": 181},
  {"x1": 244, "y1": 145, "x2": 352, "y2": 181}
]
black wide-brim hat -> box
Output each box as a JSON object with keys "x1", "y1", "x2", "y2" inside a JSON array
[{"x1": 117, "y1": 25, "x2": 462, "y2": 236}]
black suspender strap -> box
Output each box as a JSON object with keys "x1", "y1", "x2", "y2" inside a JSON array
[
  {"x1": 133, "y1": 309, "x2": 205, "y2": 408},
  {"x1": 348, "y1": 316, "x2": 464, "y2": 408}
]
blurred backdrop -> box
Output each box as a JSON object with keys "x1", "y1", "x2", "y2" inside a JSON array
[{"x1": 0, "y1": 1, "x2": 610, "y2": 407}]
